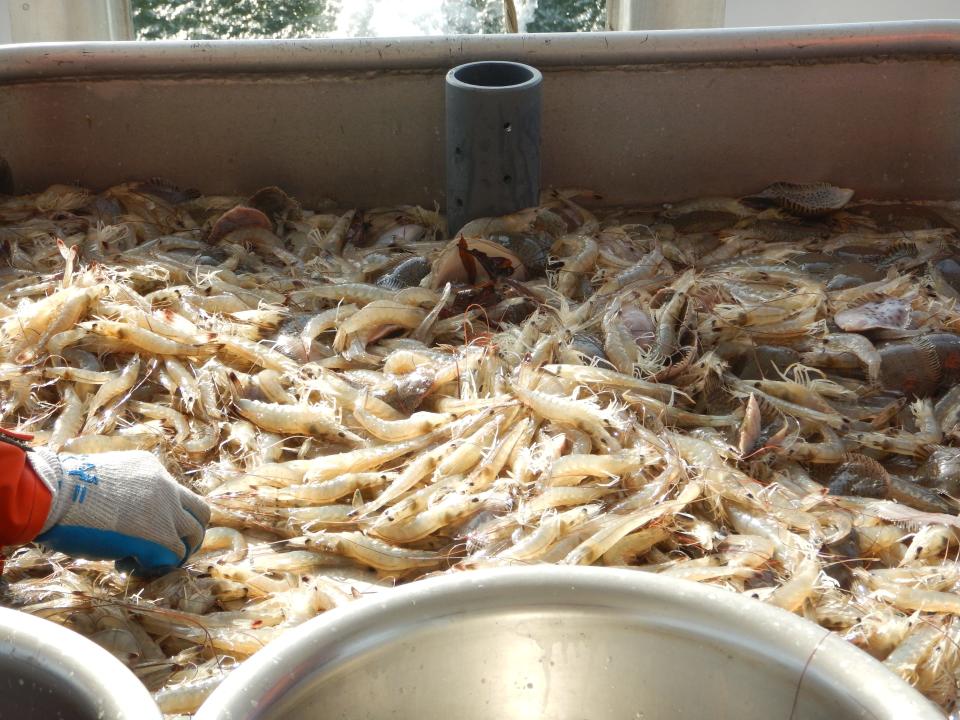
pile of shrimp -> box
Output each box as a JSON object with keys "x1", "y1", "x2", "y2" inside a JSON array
[{"x1": 3, "y1": 179, "x2": 960, "y2": 717}]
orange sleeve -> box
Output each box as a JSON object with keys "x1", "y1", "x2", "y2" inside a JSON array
[{"x1": 0, "y1": 437, "x2": 52, "y2": 545}]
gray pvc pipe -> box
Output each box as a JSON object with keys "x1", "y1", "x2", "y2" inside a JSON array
[{"x1": 445, "y1": 60, "x2": 542, "y2": 236}]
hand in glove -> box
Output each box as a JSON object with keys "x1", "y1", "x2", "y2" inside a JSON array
[{"x1": 28, "y1": 448, "x2": 210, "y2": 575}]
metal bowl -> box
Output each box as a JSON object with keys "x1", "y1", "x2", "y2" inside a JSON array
[
  {"x1": 0, "y1": 606, "x2": 160, "y2": 720},
  {"x1": 196, "y1": 566, "x2": 942, "y2": 720}
]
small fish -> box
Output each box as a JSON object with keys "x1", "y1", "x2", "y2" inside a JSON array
[{"x1": 746, "y1": 181, "x2": 854, "y2": 217}]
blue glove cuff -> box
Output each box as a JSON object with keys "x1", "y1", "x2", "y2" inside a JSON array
[{"x1": 35, "y1": 525, "x2": 183, "y2": 575}]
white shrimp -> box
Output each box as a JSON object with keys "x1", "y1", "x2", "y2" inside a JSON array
[
  {"x1": 513, "y1": 382, "x2": 621, "y2": 451},
  {"x1": 234, "y1": 398, "x2": 363, "y2": 444},
  {"x1": 353, "y1": 390, "x2": 453, "y2": 441}
]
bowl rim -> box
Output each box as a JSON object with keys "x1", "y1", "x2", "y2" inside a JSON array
[
  {"x1": 0, "y1": 605, "x2": 161, "y2": 719},
  {"x1": 196, "y1": 565, "x2": 943, "y2": 720}
]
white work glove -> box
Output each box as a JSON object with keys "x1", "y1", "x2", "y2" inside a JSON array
[{"x1": 28, "y1": 449, "x2": 210, "y2": 576}]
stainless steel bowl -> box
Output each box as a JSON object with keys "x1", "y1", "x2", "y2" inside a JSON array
[
  {"x1": 196, "y1": 566, "x2": 942, "y2": 720},
  {"x1": 0, "y1": 606, "x2": 160, "y2": 720}
]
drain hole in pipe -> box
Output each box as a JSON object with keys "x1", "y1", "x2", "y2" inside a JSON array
[
  {"x1": 503, "y1": 123, "x2": 512, "y2": 133},
  {"x1": 503, "y1": 175, "x2": 512, "y2": 184},
  {"x1": 453, "y1": 62, "x2": 534, "y2": 88},
  {"x1": 455, "y1": 198, "x2": 464, "y2": 207}
]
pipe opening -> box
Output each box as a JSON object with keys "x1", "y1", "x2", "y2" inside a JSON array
[{"x1": 452, "y1": 62, "x2": 535, "y2": 89}]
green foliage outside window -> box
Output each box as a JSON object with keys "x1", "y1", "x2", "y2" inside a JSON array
[
  {"x1": 133, "y1": 0, "x2": 342, "y2": 40},
  {"x1": 132, "y1": 0, "x2": 607, "y2": 40}
]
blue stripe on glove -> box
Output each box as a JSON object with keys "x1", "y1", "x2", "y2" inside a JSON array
[{"x1": 35, "y1": 524, "x2": 184, "y2": 575}]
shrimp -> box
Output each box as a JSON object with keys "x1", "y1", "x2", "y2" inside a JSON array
[
  {"x1": 250, "y1": 550, "x2": 343, "y2": 574},
  {"x1": 523, "y1": 486, "x2": 615, "y2": 514},
  {"x1": 720, "y1": 534, "x2": 777, "y2": 569},
  {"x1": 219, "y1": 335, "x2": 298, "y2": 374},
  {"x1": 729, "y1": 378, "x2": 847, "y2": 430},
  {"x1": 373, "y1": 491, "x2": 506, "y2": 544},
  {"x1": 915, "y1": 617, "x2": 960, "y2": 704},
  {"x1": 855, "y1": 523, "x2": 909, "y2": 566},
  {"x1": 43, "y1": 367, "x2": 115, "y2": 384},
  {"x1": 458, "y1": 416, "x2": 531, "y2": 493},
  {"x1": 11, "y1": 182, "x2": 960, "y2": 716},
  {"x1": 129, "y1": 401, "x2": 190, "y2": 443},
  {"x1": 275, "y1": 505, "x2": 355, "y2": 533},
  {"x1": 253, "y1": 369, "x2": 295, "y2": 405},
  {"x1": 80, "y1": 320, "x2": 216, "y2": 356},
  {"x1": 48, "y1": 385, "x2": 86, "y2": 452},
  {"x1": 136, "y1": 611, "x2": 282, "y2": 656},
  {"x1": 356, "y1": 445, "x2": 455, "y2": 517},
  {"x1": 195, "y1": 358, "x2": 226, "y2": 420},
  {"x1": 155, "y1": 675, "x2": 225, "y2": 716},
  {"x1": 333, "y1": 301, "x2": 427, "y2": 352},
  {"x1": 747, "y1": 379, "x2": 836, "y2": 415},
  {"x1": 602, "y1": 302, "x2": 639, "y2": 374},
  {"x1": 724, "y1": 502, "x2": 810, "y2": 569},
  {"x1": 291, "y1": 283, "x2": 394, "y2": 306},
  {"x1": 812, "y1": 333, "x2": 882, "y2": 385},
  {"x1": 513, "y1": 382, "x2": 620, "y2": 451},
  {"x1": 3, "y1": 286, "x2": 85, "y2": 361},
  {"x1": 499, "y1": 505, "x2": 601, "y2": 562},
  {"x1": 61, "y1": 434, "x2": 157, "y2": 454},
  {"x1": 234, "y1": 398, "x2": 363, "y2": 444},
  {"x1": 544, "y1": 451, "x2": 646, "y2": 487},
  {"x1": 300, "y1": 531, "x2": 443, "y2": 571},
  {"x1": 257, "y1": 472, "x2": 392, "y2": 506},
  {"x1": 846, "y1": 429, "x2": 935, "y2": 459},
  {"x1": 45, "y1": 327, "x2": 89, "y2": 355},
  {"x1": 902, "y1": 524, "x2": 955, "y2": 564},
  {"x1": 541, "y1": 363, "x2": 688, "y2": 403},
  {"x1": 555, "y1": 235, "x2": 599, "y2": 297},
  {"x1": 777, "y1": 427, "x2": 845, "y2": 464},
  {"x1": 300, "y1": 426, "x2": 450, "y2": 483},
  {"x1": 434, "y1": 415, "x2": 504, "y2": 477},
  {"x1": 663, "y1": 197, "x2": 756, "y2": 218},
  {"x1": 107, "y1": 303, "x2": 207, "y2": 344},
  {"x1": 301, "y1": 304, "x2": 359, "y2": 343},
  {"x1": 21, "y1": 286, "x2": 100, "y2": 361},
  {"x1": 623, "y1": 392, "x2": 740, "y2": 428},
  {"x1": 411, "y1": 282, "x2": 453, "y2": 343},
  {"x1": 884, "y1": 618, "x2": 947, "y2": 686},
  {"x1": 653, "y1": 270, "x2": 694, "y2": 358},
  {"x1": 597, "y1": 247, "x2": 664, "y2": 295},
  {"x1": 864, "y1": 500, "x2": 960, "y2": 531},
  {"x1": 353, "y1": 390, "x2": 453, "y2": 441},
  {"x1": 562, "y1": 482, "x2": 701, "y2": 565},
  {"x1": 767, "y1": 556, "x2": 821, "y2": 612},
  {"x1": 195, "y1": 527, "x2": 248, "y2": 563},
  {"x1": 298, "y1": 366, "x2": 404, "y2": 421},
  {"x1": 738, "y1": 393, "x2": 762, "y2": 456},
  {"x1": 601, "y1": 527, "x2": 670, "y2": 566},
  {"x1": 164, "y1": 358, "x2": 202, "y2": 413},
  {"x1": 872, "y1": 583, "x2": 960, "y2": 615}
]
